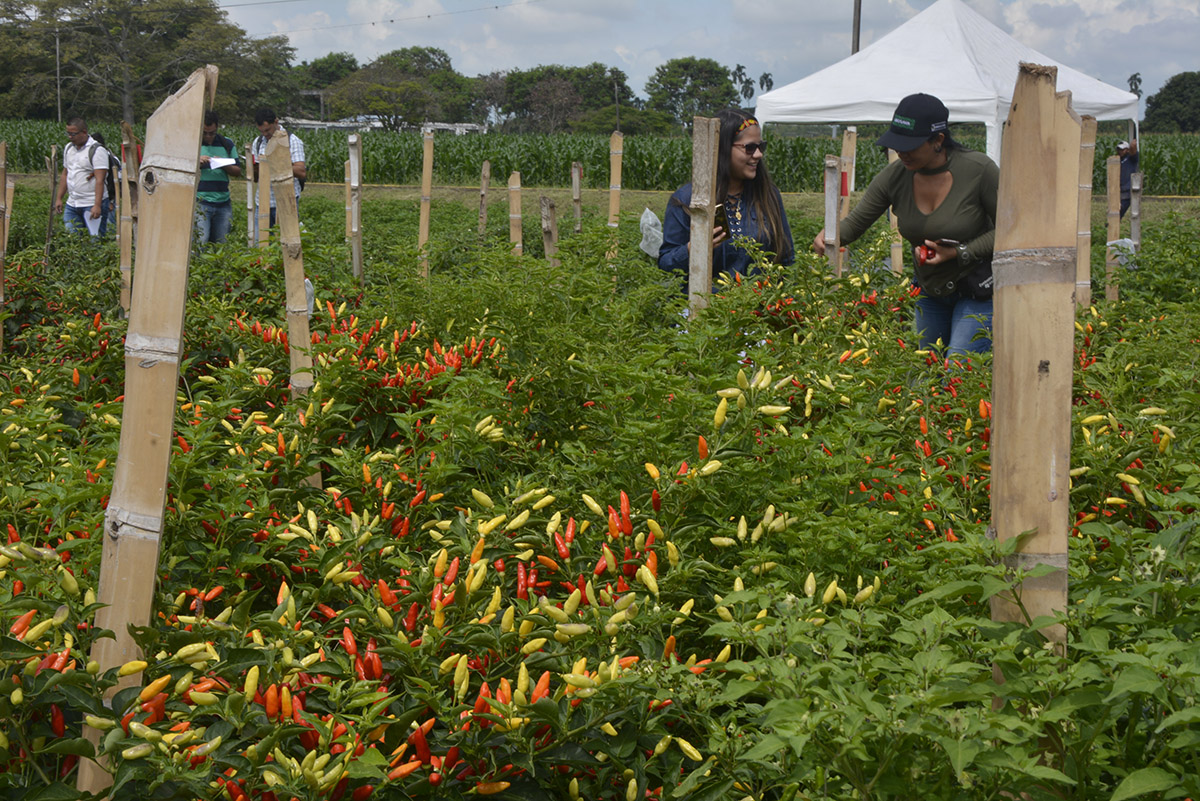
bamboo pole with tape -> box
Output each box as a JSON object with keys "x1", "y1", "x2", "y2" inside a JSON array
[
  {"x1": 344, "y1": 159, "x2": 351, "y2": 238},
  {"x1": 78, "y1": 65, "x2": 218, "y2": 796},
  {"x1": 1105, "y1": 155, "x2": 1119, "y2": 302},
  {"x1": 0, "y1": 143, "x2": 6, "y2": 349},
  {"x1": 2, "y1": 178, "x2": 10, "y2": 259},
  {"x1": 418, "y1": 130, "x2": 433, "y2": 276},
  {"x1": 264, "y1": 127, "x2": 314, "y2": 402},
  {"x1": 44, "y1": 146, "x2": 57, "y2": 257},
  {"x1": 1130, "y1": 171, "x2": 1142, "y2": 251},
  {"x1": 508, "y1": 171, "x2": 522, "y2": 254},
  {"x1": 887, "y1": 150, "x2": 904, "y2": 274},
  {"x1": 989, "y1": 62, "x2": 1080, "y2": 660},
  {"x1": 119, "y1": 122, "x2": 141, "y2": 317},
  {"x1": 571, "y1": 161, "x2": 583, "y2": 234},
  {"x1": 349, "y1": 134, "x2": 363, "y2": 281},
  {"x1": 606, "y1": 131, "x2": 623, "y2": 259},
  {"x1": 255, "y1": 146, "x2": 270, "y2": 248},
  {"x1": 687, "y1": 116, "x2": 719, "y2": 313},
  {"x1": 839, "y1": 126, "x2": 857, "y2": 220},
  {"x1": 823, "y1": 154, "x2": 842, "y2": 277},
  {"x1": 1074, "y1": 116, "x2": 1097, "y2": 307},
  {"x1": 478, "y1": 160, "x2": 490, "y2": 239},
  {"x1": 540, "y1": 196, "x2": 559, "y2": 265}
]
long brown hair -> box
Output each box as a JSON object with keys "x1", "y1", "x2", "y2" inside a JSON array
[{"x1": 716, "y1": 108, "x2": 792, "y2": 264}]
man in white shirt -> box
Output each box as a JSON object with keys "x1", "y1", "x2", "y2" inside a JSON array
[
  {"x1": 53, "y1": 118, "x2": 111, "y2": 237},
  {"x1": 251, "y1": 107, "x2": 306, "y2": 228}
]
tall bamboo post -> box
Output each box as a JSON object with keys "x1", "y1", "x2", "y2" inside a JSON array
[
  {"x1": 44, "y1": 146, "x2": 57, "y2": 257},
  {"x1": 78, "y1": 65, "x2": 218, "y2": 797},
  {"x1": 245, "y1": 142, "x2": 254, "y2": 247},
  {"x1": 418, "y1": 130, "x2": 433, "y2": 276},
  {"x1": 540, "y1": 196, "x2": 559, "y2": 265},
  {"x1": 687, "y1": 116, "x2": 719, "y2": 312},
  {"x1": 0, "y1": 143, "x2": 7, "y2": 350},
  {"x1": 2, "y1": 179, "x2": 11, "y2": 258},
  {"x1": 606, "y1": 131, "x2": 623, "y2": 259},
  {"x1": 887, "y1": 150, "x2": 904, "y2": 274},
  {"x1": 571, "y1": 161, "x2": 583, "y2": 233},
  {"x1": 119, "y1": 122, "x2": 140, "y2": 317},
  {"x1": 1104, "y1": 155, "x2": 1119, "y2": 302},
  {"x1": 348, "y1": 134, "x2": 363, "y2": 281},
  {"x1": 989, "y1": 63, "x2": 1079, "y2": 662},
  {"x1": 839, "y1": 126, "x2": 857, "y2": 219},
  {"x1": 265, "y1": 127, "x2": 314, "y2": 402},
  {"x1": 344, "y1": 160, "x2": 351, "y2": 238},
  {"x1": 823, "y1": 155, "x2": 842, "y2": 276},
  {"x1": 1129, "y1": 172, "x2": 1142, "y2": 251},
  {"x1": 255, "y1": 150, "x2": 271, "y2": 248},
  {"x1": 508, "y1": 172, "x2": 522, "y2": 254},
  {"x1": 1074, "y1": 116, "x2": 1097, "y2": 307},
  {"x1": 477, "y1": 160, "x2": 490, "y2": 239}
]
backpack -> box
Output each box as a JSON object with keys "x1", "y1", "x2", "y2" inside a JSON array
[
  {"x1": 87, "y1": 142, "x2": 120, "y2": 202},
  {"x1": 255, "y1": 132, "x2": 305, "y2": 191}
]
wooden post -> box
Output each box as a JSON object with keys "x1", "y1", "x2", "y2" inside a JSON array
[
  {"x1": 1104, "y1": 155, "x2": 1119, "y2": 302},
  {"x1": 245, "y1": 142, "x2": 254, "y2": 247},
  {"x1": 508, "y1": 171, "x2": 522, "y2": 254},
  {"x1": 1074, "y1": 116, "x2": 1097, "y2": 307},
  {"x1": 823, "y1": 154, "x2": 842, "y2": 276},
  {"x1": 1129, "y1": 172, "x2": 1142, "y2": 251},
  {"x1": 0, "y1": 143, "x2": 6, "y2": 350},
  {"x1": 477, "y1": 160, "x2": 490, "y2": 239},
  {"x1": 606, "y1": 131, "x2": 623, "y2": 259},
  {"x1": 839, "y1": 126, "x2": 857, "y2": 219},
  {"x1": 255, "y1": 148, "x2": 271, "y2": 248},
  {"x1": 78, "y1": 65, "x2": 218, "y2": 797},
  {"x1": 989, "y1": 63, "x2": 1079, "y2": 661},
  {"x1": 119, "y1": 122, "x2": 140, "y2": 318},
  {"x1": 418, "y1": 130, "x2": 433, "y2": 276},
  {"x1": 571, "y1": 161, "x2": 583, "y2": 234},
  {"x1": 687, "y1": 116, "x2": 719, "y2": 312},
  {"x1": 2, "y1": 179, "x2": 11, "y2": 259},
  {"x1": 344, "y1": 160, "x2": 351, "y2": 238},
  {"x1": 540, "y1": 196, "x2": 559, "y2": 265},
  {"x1": 348, "y1": 134, "x2": 363, "y2": 281},
  {"x1": 44, "y1": 146, "x2": 57, "y2": 257},
  {"x1": 887, "y1": 150, "x2": 904, "y2": 274}
]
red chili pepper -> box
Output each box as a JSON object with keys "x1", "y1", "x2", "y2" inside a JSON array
[
  {"x1": 564, "y1": 517, "x2": 576, "y2": 544},
  {"x1": 378, "y1": 579, "x2": 397, "y2": 607},
  {"x1": 409, "y1": 490, "x2": 427, "y2": 508},
  {"x1": 342, "y1": 627, "x2": 358, "y2": 657},
  {"x1": 203, "y1": 585, "x2": 224, "y2": 602},
  {"x1": 554, "y1": 532, "x2": 570, "y2": 560},
  {"x1": 50, "y1": 704, "x2": 65, "y2": 737},
  {"x1": 516, "y1": 562, "x2": 528, "y2": 600},
  {"x1": 404, "y1": 603, "x2": 420, "y2": 632},
  {"x1": 651, "y1": 489, "x2": 661, "y2": 512},
  {"x1": 607, "y1": 506, "x2": 619, "y2": 538},
  {"x1": 442, "y1": 556, "x2": 460, "y2": 586}
]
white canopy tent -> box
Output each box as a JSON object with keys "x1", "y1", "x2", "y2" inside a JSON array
[{"x1": 755, "y1": 0, "x2": 1138, "y2": 164}]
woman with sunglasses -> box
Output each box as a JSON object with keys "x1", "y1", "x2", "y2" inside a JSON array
[
  {"x1": 659, "y1": 108, "x2": 794, "y2": 284},
  {"x1": 814, "y1": 93, "x2": 999, "y2": 357}
]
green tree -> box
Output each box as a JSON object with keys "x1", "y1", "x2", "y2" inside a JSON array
[
  {"x1": 569, "y1": 105, "x2": 677, "y2": 137},
  {"x1": 644, "y1": 57, "x2": 739, "y2": 127},
  {"x1": 1143, "y1": 71, "x2": 1200, "y2": 133},
  {"x1": 328, "y1": 46, "x2": 479, "y2": 129},
  {"x1": 297, "y1": 52, "x2": 359, "y2": 89},
  {"x1": 501, "y1": 63, "x2": 634, "y2": 130}
]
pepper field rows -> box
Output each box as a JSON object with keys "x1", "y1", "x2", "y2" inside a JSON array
[{"x1": 1, "y1": 194, "x2": 1199, "y2": 800}]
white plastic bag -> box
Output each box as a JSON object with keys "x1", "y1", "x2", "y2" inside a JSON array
[
  {"x1": 1106, "y1": 238, "x2": 1137, "y2": 269},
  {"x1": 639, "y1": 207, "x2": 662, "y2": 259}
]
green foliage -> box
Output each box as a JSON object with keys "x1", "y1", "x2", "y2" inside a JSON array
[
  {"x1": 327, "y1": 47, "x2": 481, "y2": 131},
  {"x1": 644, "y1": 57, "x2": 741, "y2": 127},
  {"x1": 1144, "y1": 71, "x2": 1200, "y2": 133}
]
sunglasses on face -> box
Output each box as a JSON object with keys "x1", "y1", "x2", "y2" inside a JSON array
[{"x1": 734, "y1": 141, "x2": 767, "y2": 156}]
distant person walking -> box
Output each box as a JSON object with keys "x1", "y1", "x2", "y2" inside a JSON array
[
  {"x1": 1117, "y1": 139, "x2": 1139, "y2": 219},
  {"x1": 251, "y1": 108, "x2": 305, "y2": 228},
  {"x1": 54, "y1": 118, "x2": 112, "y2": 238},
  {"x1": 196, "y1": 111, "x2": 242, "y2": 244}
]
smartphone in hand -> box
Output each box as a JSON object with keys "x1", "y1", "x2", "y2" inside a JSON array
[{"x1": 714, "y1": 204, "x2": 731, "y2": 240}]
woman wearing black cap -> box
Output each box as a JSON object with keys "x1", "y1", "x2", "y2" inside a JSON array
[
  {"x1": 814, "y1": 93, "x2": 999, "y2": 357},
  {"x1": 659, "y1": 108, "x2": 794, "y2": 287}
]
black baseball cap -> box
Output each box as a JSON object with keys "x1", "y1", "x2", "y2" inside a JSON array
[{"x1": 876, "y1": 93, "x2": 950, "y2": 152}]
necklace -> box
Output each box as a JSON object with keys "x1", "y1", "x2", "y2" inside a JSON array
[{"x1": 725, "y1": 195, "x2": 744, "y2": 237}]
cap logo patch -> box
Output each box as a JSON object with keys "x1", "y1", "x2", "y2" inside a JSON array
[{"x1": 892, "y1": 115, "x2": 916, "y2": 130}]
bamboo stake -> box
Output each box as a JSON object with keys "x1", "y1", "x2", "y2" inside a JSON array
[
  {"x1": 344, "y1": 159, "x2": 351, "y2": 239},
  {"x1": 0, "y1": 143, "x2": 6, "y2": 350},
  {"x1": 477, "y1": 160, "x2": 490, "y2": 239},
  {"x1": 78, "y1": 65, "x2": 218, "y2": 797},
  {"x1": 245, "y1": 142, "x2": 254, "y2": 247},
  {"x1": 265, "y1": 127, "x2": 314, "y2": 402},
  {"x1": 349, "y1": 134, "x2": 363, "y2": 281},
  {"x1": 1074, "y1": 116, "x2": 1097, "y2": 307},
  {"x1": 1105, "y1": 155, "x2": 1119, "y2": 302},
  {"x1": 887, "y1": 150, "x2": 904, "y2": 274},
  {"x1": 418, "y1": 130, "x2": 433, "y2": 276},
  {"x1": 823, "y1": 155, "x2": 842, "y2": 276},
  {"x1": 119, "y1": 122, "x2": 140, "y2": 317},
  {"x1": 2, "y1": 179, "x2": 11, "y2": 259},
  {"x1": 1129, "y1": 172, "x2": 1142, "y2": 251},
  {"x1": 255, "y1": 149, "x2": 271, "y2": 248},
  {"x1": 508, "y1": 171, "x2": 522, "y2": 254},
  {"x1": 989, "y1": 63, "x2": 1080, "y2": 660},
  {"x1": 687, "y1": 116, "x2": 719, "y2": 312},
  {"x1": 839, "y1": 126, "x2": 857, "y2": 219},
  {"x1": 571, "y1": 161, "x2": 583, "y2": 234},
  {"x1": 44, "y1": 146, "x2": 57, "y2": 257},
  {"x1": 606, "y1": 131, "x2": 623, "y2": 259},
  {"x1": 540, "y1": 196, "x2": 558, "y2": 265}
]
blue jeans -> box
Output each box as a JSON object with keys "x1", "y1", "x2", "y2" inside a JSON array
[
  {"x1": 63, "y1": 199, "x2": 110, "y2": 238},
  {"x1": 196, "y1": 200, "x2": 233, "y2": 244},
  {"x1": 915, "y1": 293, "x2": 993, "y2": 356}
]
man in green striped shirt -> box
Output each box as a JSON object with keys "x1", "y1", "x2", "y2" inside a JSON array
[{"x1": 196, "y1": 110, "x2": 242, "y2": 244}]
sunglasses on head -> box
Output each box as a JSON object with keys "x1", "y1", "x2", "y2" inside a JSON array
[{"x1": 734, "y1": 141, "x2": 767, "y2": 156}]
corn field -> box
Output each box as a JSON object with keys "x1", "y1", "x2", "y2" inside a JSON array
[{"x1": 2, "y1": 119, "x2": 1197, "y2": 195}]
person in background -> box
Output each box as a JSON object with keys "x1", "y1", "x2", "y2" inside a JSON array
[
  {"x1": 1117, "y1": 138, "x2": 1139, "y2": 219},
  {"x1": 89, "y1": 132, "x2": 119, "y2": 233},
  {"x1": 658, "y1": 108, "x2": 794, "y2": 287},
  {"x1": 54, "y1": 117, "x2": 111, "y2": 238},
  {"x1": 814, "y1": 93, "x2": 998, "y2": 357},
  {"x1": 251, "y1": 107, "x2": 305, "y2": 228},
  {"x1": 197, "y1": 110, "x2": 242, "y2": 245}
]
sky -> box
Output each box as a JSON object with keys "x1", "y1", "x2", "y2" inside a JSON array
[{"x1": 222, "y1": 0, "x2": 1198, "y2": 116}]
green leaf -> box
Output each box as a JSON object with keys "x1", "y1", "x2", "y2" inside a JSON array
[
  {"x1": 903, "y1": 581, "x2": 981, "y2": 608},
  {"x1": 935, "y1": 737, "x2": 979, "y2": 775},
  {"x1": 39, "y1": 737, "x2": 96, "y2": 757},
  {"x1": 1104, "y1": 666, "x2": 1164, "y2": 702},
  {"x1": 1109, "y1": 767, "x2": 1178, "y2": 801}
]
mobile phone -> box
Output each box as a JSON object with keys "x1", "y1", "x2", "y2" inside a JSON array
[
  {"x1": 935, "y1": 238, "x2": 960, "y2": 247},
  {"x1": 713, "y1": 204, "x2": 731, "y2": 240}
]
